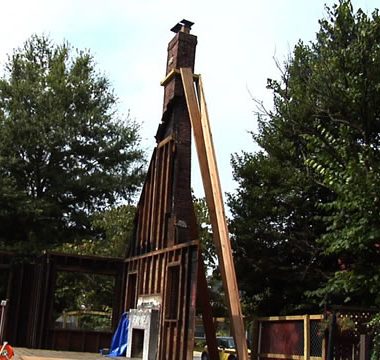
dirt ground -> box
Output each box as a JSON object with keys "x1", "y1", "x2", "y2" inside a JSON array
[
  {"x1": 13, "y1": 348, "x2": 109, "y2": 360},
  {"x1": 13, "y1": 347, "x2": 202, "y2": 360}
]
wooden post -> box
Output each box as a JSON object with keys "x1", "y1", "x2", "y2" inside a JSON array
[
  {"x1": 197, "y1": 253, "x2": 219, "y2": 360},
  {"x1": 258, "y1": 321, "x2": 263, "y2": 359},
  {"x1": 251, "y1": 317, "x2": 259, "y2": 360},
  {"x1": 359, "y1": 334, "x2": 370, "y2": 360},
  {"x1": 0, "y1": 300, "x2": 7, "y2": 344},
  {"x1": 180, "y1": 67, "x2": 249, "y2": 360},
  {"x1": 304, "y1": 314, "x2": 310, "y2": 360},
  {"x1": 327, "y1": 312, "x2": 336, "y2": 360}
]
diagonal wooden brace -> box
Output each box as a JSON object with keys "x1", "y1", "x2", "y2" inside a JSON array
[{"x1": 180, "y1": 67, "x2": 249, "y2": 360}]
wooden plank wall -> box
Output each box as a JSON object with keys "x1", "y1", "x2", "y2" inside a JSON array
[
  {"x1": 123, "y1": 22, "x2": 201, "y2": 360},
  {"x1": 124, "y1": 133, "x2": 199, "y2": 359}
]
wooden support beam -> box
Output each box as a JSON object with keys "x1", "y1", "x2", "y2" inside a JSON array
[
  {"x1": 304, "y1": 314, "x2": 310, "y2": 360},
  {"x1": 359, "y1": 334, "x2": 370, "y2": 360},
  {"x1": 180, "y1": 67, "x2": 249, "y2": 360},
  {"x1": 257, "y1": 314, "x2": 323, "y2": 321},
  {"x1": 160, "y1": 68, "x2": 200, "y2": 87},
  {"x1": 197, "y1": 252, "x2": 219, "y2": 360}
]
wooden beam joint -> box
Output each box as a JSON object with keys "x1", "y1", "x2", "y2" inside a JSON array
[{"x1": 161, "y1": 68, "x2": 199, "y2": 87}]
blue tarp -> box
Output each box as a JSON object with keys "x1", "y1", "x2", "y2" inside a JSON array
[{"x1": 108, "y1": 312, "x2": 129, "y2": 357}]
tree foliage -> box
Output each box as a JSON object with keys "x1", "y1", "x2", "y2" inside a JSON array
[
  {"x1": 193, "y1": 195, "x2": 229, "y2": 316},
  {"x1": 229, "y1": 0, "x2": 380, "y2": 314},
  {"x1": 56, "y1": 204, "x2": 137, "y2": 257},
  {"x1": 53, "y1": 271, "x2": 115, "y2": 331},
  {"x1": 0, "y1": 35, "x2": 145, "y2": 253},
  {"x1": 193, "y1": 195, "x2": 217, "y2": 271},
  {"x1": 229, "y1": 150, "x2": 331, "y2": 315},
  {"x1": 301, "y1": 1, "x2": 380, "y2": 305}
]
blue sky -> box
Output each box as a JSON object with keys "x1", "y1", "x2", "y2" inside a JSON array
[{"x1": 1, "y1": 0, "x2": 378, "y2": 200}]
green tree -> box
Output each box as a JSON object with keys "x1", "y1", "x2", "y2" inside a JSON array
[
  {"x1": 52, "y1": 204, "x2": 136, "y2": 331},
  {"x1": 0, "y1": 35, "x2": 145, "y2": 253},
  {"x1": 193, "y1": 195, "x2": 217, "y2": 271},
  {"x1": 300, "y1": 1, "x2": 380, "y2": 306},
  {"x1": 229, "y1": 0, "x2": 380, "y2": 314},
  {"x1": 229, "y1": 150, "x2": 332, "y2": 315},
  {"x1": 53, "y1": 271, "x2": 115, "y2": 331},
  {"x1": 193, "y1": 195, "x2": 228, "y2": 317},
  {"x1": 57, "y1": 204, "x2": 137, "y2": 257}
]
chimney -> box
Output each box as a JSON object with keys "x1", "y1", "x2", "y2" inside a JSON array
[{"x1": 163, "y1": 19, "x2": 197, "y2": 111}]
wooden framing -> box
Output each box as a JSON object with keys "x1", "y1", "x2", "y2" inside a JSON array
[
  {"x1": 2, "y1": 21, "x2": 247, "y2": 358},
  {"x1": 123, "y1": 20, "x2": 249, "y2": 359},
  {"x1": 254, "y1": 314, "x2": 325, "y2": 360},
  {"x1": 123, "y1": 21, "x2": 213, "y2": 359},
  {"x1": 258, "y1": 354, "x2": 324, "y2": 360},
  {"x1": 3, "y1": 23, "x2": 378, "y2": 359},
  {"x1": 160, "y1": 68, "x2": 200, "y2": 87},
  {"x1": 2, "y1": 21, "x2": 246, "y2": 359},
  {"x1": 1, "y1": 252, "x2": 125, "y2": 352},
  {"x1": 304, "y1": 315, "x2": 310, "y2": 360},
  {"x1": 123, "y1": 100, "x2": 201, "y2": 357},
  {"x1": 125, "y1": 244, "x2": 198, "y2": 359},
  {"x1": 180, "y1": 67, "x2": 249, "y2": 360},
  {"x1": 257, "y1": 315, "x2": 324, "y2": 322}
]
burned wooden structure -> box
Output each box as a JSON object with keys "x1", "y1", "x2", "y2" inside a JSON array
[
  {"x1": 1, "y1": 252, "x2": 124, "y2": 352},
  {"x1": 123, "y1": 20, "x2": 202, "y2": 359},
  {"x1": 1, "y1": 20, "x2": 249, "y2": 359},
  {"x1": 123, "y1": 20, "x2": 248, "y2": 359}
]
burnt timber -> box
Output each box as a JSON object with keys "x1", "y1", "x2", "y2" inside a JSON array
[
  {"x1": 0, "y1": 21, "x2": 211, "y2": 357},
  {"x1": 1, "y1": 252, "x2": 124, "y2": 352},
  {"x1": 124, "y1": 20, "x2": 201, "y2": 359},
  {"x1": 125, "y1": 19, "x2": 248, "y2": 359},
  {"x1": 1, "y1": 20, "x2": 248, "y2": 359}
]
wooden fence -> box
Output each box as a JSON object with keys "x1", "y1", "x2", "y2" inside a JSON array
[{"x1": 252, "y1": 315, "x2": 325, "y2": 360}]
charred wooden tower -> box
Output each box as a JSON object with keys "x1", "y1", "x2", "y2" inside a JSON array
[
  {"x1": 1, "y1": 20, "x2": 247, "y2": 359},
  {"x1": 124, "y1": 20, "x2": 201, "y2": 359}
]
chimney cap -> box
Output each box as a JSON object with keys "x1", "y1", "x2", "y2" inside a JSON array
[{"x1": 170, "y1": 19, "x2": 194, "y2": 33}]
